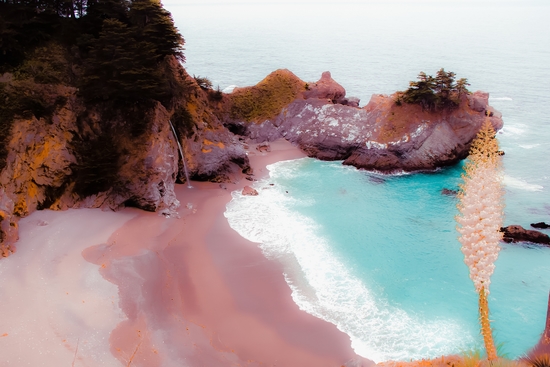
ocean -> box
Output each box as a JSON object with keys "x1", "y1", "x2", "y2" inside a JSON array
[{"x1": 165, "y1": 1, "x2": 550, "y2": 361}]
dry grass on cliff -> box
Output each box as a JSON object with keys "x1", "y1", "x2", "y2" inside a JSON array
[{"x1": 229, "y1": 69, "x2": 305, "y2": 123}]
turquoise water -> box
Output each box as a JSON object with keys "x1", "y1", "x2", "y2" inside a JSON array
[
  {"x1": 166, "y1": 0, "x2": 550, "y2": 361},
  {"x1": 225, "y1": 159, "x2": 550, "y2": 361}
]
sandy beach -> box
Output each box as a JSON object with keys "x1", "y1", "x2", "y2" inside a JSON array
[{"x1": 0, "y1": 139, "x2": 373, "y2": 367}]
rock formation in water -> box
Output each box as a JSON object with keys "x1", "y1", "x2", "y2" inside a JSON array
[
  {"x1": 231, "y1": 70, "x2": 503, "y2": 173},
  {"x1": 501, "y1": 225, "x2": 550, "y2": 245}
]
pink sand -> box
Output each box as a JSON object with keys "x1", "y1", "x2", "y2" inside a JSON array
[{"x1": 0, "y1": 139, "x2": 373, "y2": 366}]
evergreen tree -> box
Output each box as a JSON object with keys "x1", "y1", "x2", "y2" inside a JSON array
[
  {"x1": 400, "y1": 69, "x2": 470, "y2": 111},
  {"x1": 80, "y1": 16, "x2": 171, "y2": 103},
  {"x1": 129, "y1": 0, "x2": 184, "y2": 62},
  {"x1": 456, "y1": 78, "x2": 470, "y2": 99}
]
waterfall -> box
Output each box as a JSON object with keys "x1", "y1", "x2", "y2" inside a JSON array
[{"x1": 168, "y1": 120, "x2": 192, "y2": 188}]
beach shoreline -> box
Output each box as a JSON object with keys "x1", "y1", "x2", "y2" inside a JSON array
[{"x1": 0, "y1": 139, "x2": 374, "y2": 366}]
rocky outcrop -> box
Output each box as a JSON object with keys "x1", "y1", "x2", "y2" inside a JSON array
[
  {"x1": 0, "y1": 57, "x2": 250, "y2": 252},
  {"x1": 303, "y1": 71, "x2": 346, "y2": 103},
  {"x1": 242, "y1": 186, "x2": 259, "y2": 196},
  {"x1": 532, "y1": 222, "x2": 550, "y2": 230},
  {"x1": 242, "y1": 72, "x2": 503, "y2": 173},
  {"x1": 501, "y1": 225, "x2": 550, "y2": 245}
]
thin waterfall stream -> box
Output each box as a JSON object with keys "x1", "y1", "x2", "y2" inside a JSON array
[{"x1": 168, "y1": 120, "x2": 192, "y2": 188}]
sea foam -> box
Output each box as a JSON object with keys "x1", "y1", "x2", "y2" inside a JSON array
[{"x1": 503, "y1": 175, "x2": 544, "y2": 192}]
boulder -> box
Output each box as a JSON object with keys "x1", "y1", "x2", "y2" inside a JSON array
[
  {"x1": 468, "y1": 91, "x2": 489, "y2": 112},
  {"x1": 341, "y1": 96, "x2": 361, "y2": 107},
  {"x1": 242, "y1": 186, "x2": 259, "y2": 196},
  {"x1": 256, "y1": 141, "x2": 271, "y2": 152},
  {"x1": 532, "y1": 222, "x2": 550, "y2": 229},
  {"x1": 501, "y1": 225, "x2": 550, "y2": 245},
  {"x1": 441, "y1": 188, "x2": 458, "y2": 196},
  {"x1": 303, "y1": 71, "x2": 346, "y2": 103}
]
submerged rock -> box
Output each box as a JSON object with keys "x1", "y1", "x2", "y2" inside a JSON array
[
  {"x1": 441, "y1": 188, "x2": 458, "y2": 196},
  {"x1": 532, "y1": 222, "x2": 550, "y2": 229},
  {"x1": 501, "y1": 225, "x2": 550, "y2": 245}
]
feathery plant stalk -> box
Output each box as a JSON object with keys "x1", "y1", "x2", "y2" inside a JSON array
[{"x1": 456, "y1": 118, "x2": 504, "y2": 361}]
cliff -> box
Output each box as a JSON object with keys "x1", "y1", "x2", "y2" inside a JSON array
[
  {"x1": 0, "y1": 67, "x2": 502, "y2": 255},
  {"x1": 0, "y1": 57, "x2": 250, "y2": 256}
]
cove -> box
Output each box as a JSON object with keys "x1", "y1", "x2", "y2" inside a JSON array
[{"x1": 225, "y1": 157, "x2": 550, "y2": 361}]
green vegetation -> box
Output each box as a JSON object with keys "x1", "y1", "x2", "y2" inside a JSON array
[
  {"x1": 171, "y1": 105, "x2": 195, "y2": 138},
  {"x1": 0, "y1": 0, "x2": 186, "y2": 179},
  {"x1": 193, "y1": 75, "x2": 213, "y2": 90},
  {"x1": 0, "y1": 0, "x2": 184, "y2": 104},
  {"x1": 397, "y1": 68, "x2": 470, "y2": 111},
  {"x1": 229, "y1": 70, "x2": 304, "y2": 123}
]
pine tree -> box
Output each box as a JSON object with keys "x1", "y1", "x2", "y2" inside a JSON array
[
  {"x1": 129, "y1": 0, "x2": 184, "y2": 62},
  {"x1": 80, "y1": 16, "x2": 169, "y2": 103}
]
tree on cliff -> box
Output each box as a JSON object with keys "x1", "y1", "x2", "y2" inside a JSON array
[
  {"x1": 79, "y1": 0, "x2": 184, "y2": 103},
  {"x1": 456, "y1": 119, "x2": 504, "y2": 360},
  {"x1": 129, "y1": 0, "x2": 184, "y2": 62},
  {"x1": 398, "y1": 68, "x2": 469, "y2": 111},
  {"x1": 80, "y1": 18, "x2": 167, "y2": 102}
]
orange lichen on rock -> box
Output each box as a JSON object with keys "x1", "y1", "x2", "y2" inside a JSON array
[{"x1": 203, "y1": 139, "x2": 225, "y2": 149}]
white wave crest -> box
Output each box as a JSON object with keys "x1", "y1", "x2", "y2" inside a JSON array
[
  {"x1": 499, "y1": 125, "x2": 526, "y2": 136},
  {"x1": 222, "y1": 85, "x2": 238, "y2": 93},
  {"x1": 519, "y1": 144, "x2": 540, "y2": 149},
  {"x1": 224, "y1": 162, "x2": 474, "y2": 362},
  {"x1": 490, "y1": 97, "x2": 513, "y2": 101},
  {"x1": 503, "y1": 175, "x2": 543, "y2": 192}
]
